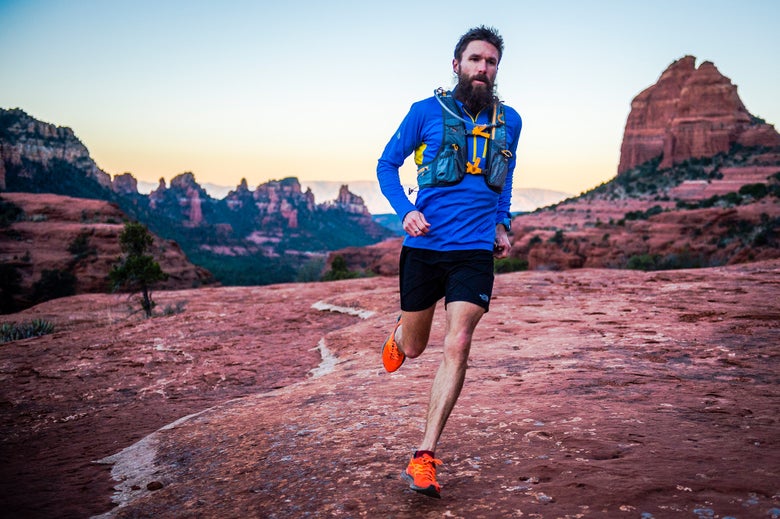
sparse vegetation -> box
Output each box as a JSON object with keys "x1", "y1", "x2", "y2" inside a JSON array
[
  {"x1": 0, "y1": 198, "x2": 23, "y2": 227},
  {"x1": 626, "y1": 250, "x2": 709, "y2": 271},
  {"x1": 321, "y1": 255, "x2": 367, "y2": 281},
  {"x1": 296, "y1": 257, "x2": 327, "y2": 282},
  {"x1": 162, "y1": 301, "x2": 187, "y2": 316},
  {"x1": 32, "y1": 269, "x2": 77, "y2": 303},
  {"x1": 1, "y1": 319, "x2": 55, "y2": 343},
  {"x1": 109, "y1": 222, "x2": 169, "y2": 318},
  {"x1": 68, "y1": 230, "x2": 97, "y2": 261},
  {"x1": 624, "y1": 205, "x2": 664, "y2": 221},
  {"x1": 0, "y1": 263, "x2": 23, "y2": 314},
  {"x1": 549, "y1": 230, "x2": 565, "y2": 245},
  {"x1": 494, "y1": 256, "x2": 528, "y2": 273}
]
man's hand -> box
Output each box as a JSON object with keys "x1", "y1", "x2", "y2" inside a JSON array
[
  {"x1": 403, "y1": 211, "x2": 431, "y2": 237},
  {"x1": 493, "y1": 224, "x2": 511, "y2": 259}
]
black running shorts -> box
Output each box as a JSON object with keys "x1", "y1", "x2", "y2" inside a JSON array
[{"x1": 399, "y1": 246, "x2": 495, "y2": 312}]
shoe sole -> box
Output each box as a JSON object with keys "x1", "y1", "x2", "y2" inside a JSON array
[{"x1": 401, "y1": 471, "x2": 441, "y2": 499}]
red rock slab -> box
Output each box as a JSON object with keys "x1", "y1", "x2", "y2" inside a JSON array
[
  {"x1": 0, "y1": 281, "x2": 376, "y2": 518},
  {"x1": 90, "y1": 261, "x2": 779, "y2": 518}
]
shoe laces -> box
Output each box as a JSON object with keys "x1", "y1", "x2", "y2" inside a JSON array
[
  {"x1": 388, "y1": 339, "x2": 403, "y2": 361},
  {"x1": 409, "y1": 454, "x2": 442, "y2": 483}
]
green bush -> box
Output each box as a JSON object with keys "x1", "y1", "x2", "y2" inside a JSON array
[
  {"x1": 738, "y1": 183, "x2": 768, "y2": 200},
  {"x1": 549, "y1": 230, "x2": 565, "y2": 245},
  {"x1": 626, "y1": 254, "x2": 661, "y2": 271},
  {"x1": 1, "y1": 319, "x2": 55, "y2": 343},
  {"x1": 494, "y1": 256, "x2": 528, "y2": 273},
  {"x1": 322, "y1": 255, "x2": 364, "y2": 281},
  {"x1": 296, "y1": 257, "x2": 326, "y2": 282},
  {"x1": 68, "y1": 231, "x2": 97, "y2": 260},
  {"x1": 625, "y1": 205, "x2": 664, "y2": 221},
  {"x1": 32, "y1": 269, "x2": 77, "y2": 303},
  {"x1": 0, "y1": 198, "x2": 23, "y2": 228}
]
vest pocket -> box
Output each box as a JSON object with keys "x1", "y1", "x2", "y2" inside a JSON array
[
  {"x1": 417, "y1": 142, "x2": 465, "y2": 189},
  {"x1": 484, "y1": 144, "x2": 511, "y2": 192}
]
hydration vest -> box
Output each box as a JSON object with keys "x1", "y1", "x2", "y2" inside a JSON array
[{"x1": 416, "y1": 89, "x2": 512, "y2": 193}]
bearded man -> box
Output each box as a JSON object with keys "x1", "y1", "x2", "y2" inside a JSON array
[{"x1": 376, "y1": 26, "x2": 523, "y2": 499}]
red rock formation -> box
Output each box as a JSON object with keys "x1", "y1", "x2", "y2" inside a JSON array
[
  {"x1": 251, "y1": 177, "x2": 316, "y2": 229},
  {"x1": 331, "y1": 184, "x2": 371, "y2": 215},
  {"x1": 0, "y1": 192, "x2": 214, "y2": 312},
  {"x1": 148, "y1": 177, "x2": 167, "y2": 210},
  {"x1": 328, "y1": 237, "x2": 403, "y2": 276},
  {"x1": 618, "y1": 56, "x2": 780, "y2": 174},
  {"x1": 111, "y1": 172, "x2": 139, "y2": 195},
  {"x1": 0, "y1": 108, "x2": 112, "y2": 188}
]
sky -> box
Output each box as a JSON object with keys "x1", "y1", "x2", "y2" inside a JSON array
[{"x1": 1, "y1": 0, "x2": 779, "y2": 198}]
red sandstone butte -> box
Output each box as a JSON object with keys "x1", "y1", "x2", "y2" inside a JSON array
[
  {"x1": 1, "y1": 262, "x2": 778, "y2": 518},
  {"x1": 618, "y1": 55, "x2": 780, "y2": 174}
]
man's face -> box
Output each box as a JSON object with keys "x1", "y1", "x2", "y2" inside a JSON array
[{"x1": 453, "y1": 40, "x2": 500, "y2": 93}]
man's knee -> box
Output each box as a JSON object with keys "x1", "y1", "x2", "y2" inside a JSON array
[{"x1": 443, "y1": 331, "x2": 472, "y2": 364}]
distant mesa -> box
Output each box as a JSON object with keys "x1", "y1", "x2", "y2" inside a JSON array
[{"x1": 618, "y1": 55, "x2": 780, "y2": 174}]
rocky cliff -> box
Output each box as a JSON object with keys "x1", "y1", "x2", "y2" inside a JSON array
[
  {"x1": 0, "y1": 108, "x2": 112, "y2": 194},
  {"x1": 0, "y1": 108, "x2": 395, "y2": 286},
  {"x1": 618, "y1": 55, "x2": 780, "y2": 174}
]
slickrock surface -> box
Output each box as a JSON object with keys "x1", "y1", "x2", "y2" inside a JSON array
[{"x1": 2, "y1": 262, "x2": 780, "y2": 518}]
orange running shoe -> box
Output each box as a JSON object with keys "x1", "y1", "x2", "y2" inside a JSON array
[
  {"x1": 381, "y1": 316, "x2": 405, "y2": 372},
  {"x1": 402, "y1": 453, "x2": 442, "y2": 498}
]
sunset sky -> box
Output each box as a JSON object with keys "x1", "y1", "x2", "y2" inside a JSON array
[{"x1": 1, "y1": 0, "x2": 778, "y2": 197}]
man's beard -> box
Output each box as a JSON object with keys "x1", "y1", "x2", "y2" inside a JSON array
[{"x1": 454, "y1": 73, "x2": 496, "y2": 114}]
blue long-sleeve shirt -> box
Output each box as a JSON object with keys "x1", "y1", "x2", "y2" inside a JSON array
[{"x1": 377, "y1": 92, "x2": 522, "y2": 252}]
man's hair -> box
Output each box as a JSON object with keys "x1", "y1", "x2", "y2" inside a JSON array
[{"x1": 453, "y1": 26, "x2": 504, "y2": 63}]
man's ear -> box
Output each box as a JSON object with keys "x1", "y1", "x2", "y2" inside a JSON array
[{"x1": 452, "y1": 58, "x2": 459, "y2": 74}]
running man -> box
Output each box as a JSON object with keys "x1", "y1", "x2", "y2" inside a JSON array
[{"x1": 376, "y1": 26, "x2": 522, "y2": 498}]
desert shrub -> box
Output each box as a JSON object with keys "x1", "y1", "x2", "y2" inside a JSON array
[
  {"x1": 68, "y1": 230, "x2": 97, "y2": 260},
  {"x1": 738, "y1": 183, "x2": 768, "y2": 200},
  {"x1": 296, "y1": 257, "x2": 327, "y2": 282},
  {"x1": 549, "y1": 230, "x2": 565, "y2": 245},
  {"x1": 322, "y1": 255, "x2": 363, "y2": 281},
  {"x1": 0, "y1": 198, "x2": 23, "y2": 227},
  {"x1": 162, "y1": 301, "x2": 187, "y2": 316},
  {"x1": 32, "y1": 269, "x2": 77, "y2": 303},
  {"x1": 1, "y1": 319, "x2": 55, "y2": 343},
  {"x1": 494, "y1": 256, "x2": 528, "y2": 273},
  {"x1": 658, "y1": 251, "x2": 707, "y2": 270},
  {"x1": 0, "y1": 263, "x2": 23, "y2": 314},
  {"x1": 625, "y1": 205, "x2": 664, "y2": 221},
  {"x1": 528, "y1": 235, "x2": 542, "y2": 246},
  {"x1": 626, "y1": 254, "x2": 661, "y2": 271}
]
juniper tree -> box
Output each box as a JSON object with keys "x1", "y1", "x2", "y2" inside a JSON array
[{"x1": 109, "y1": 222, "x2": 168, "y2": 317}]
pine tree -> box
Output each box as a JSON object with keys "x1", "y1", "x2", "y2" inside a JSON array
[{"x1": 109, "y1": 222, "x2": 168, "y2": 317}]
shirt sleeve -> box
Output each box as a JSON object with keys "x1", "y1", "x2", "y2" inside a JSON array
[
  {"x1": 495, "y1": 108, "x2": 523, "y2": 224},
  {"x1": 376, "y1": 103, "x2": 423, "y2": 221}
]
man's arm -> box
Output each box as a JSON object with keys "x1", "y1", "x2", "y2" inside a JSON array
[
  {"x1": 377, "y1": 102, "x2": 426, "y2": 223},
  {"x1": 494, "y1": 108, "x2": 523, "y2": 258}
]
